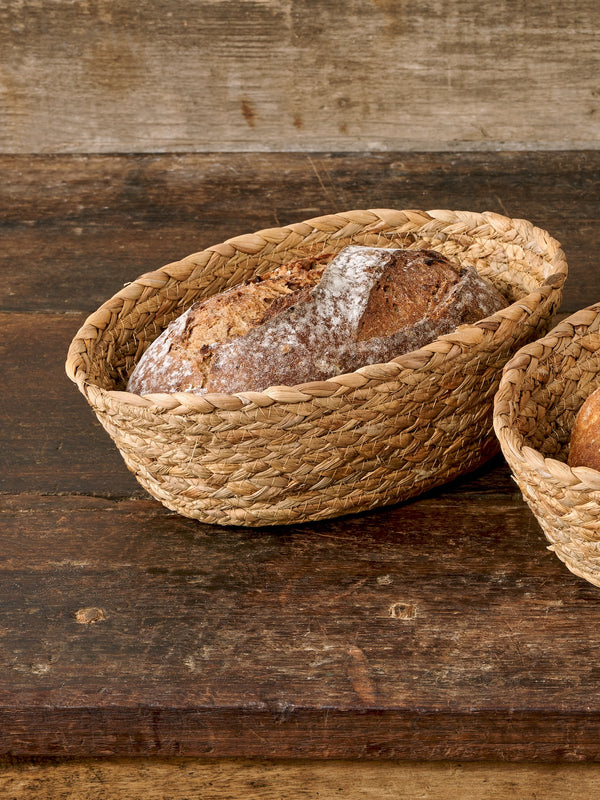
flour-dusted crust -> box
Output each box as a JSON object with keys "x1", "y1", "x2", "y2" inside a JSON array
[
  {"x1": 127, "y1": 246, "x2": 507, "y2": 396},
  {"x1": 127, "y1": 252, "x2": 332, "y2": 395}
]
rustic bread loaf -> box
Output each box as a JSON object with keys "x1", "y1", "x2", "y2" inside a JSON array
[
  {"x1": 568, "y1": 386, "x2": 600, "y2": 471},
  {"x1": 127, "y1": 245, "x2": 507, "y2": 396}
]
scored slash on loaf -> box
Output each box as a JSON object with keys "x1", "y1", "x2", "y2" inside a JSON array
[{"x1": 127, "y1": 245, "x2": 508, "y2": 396}]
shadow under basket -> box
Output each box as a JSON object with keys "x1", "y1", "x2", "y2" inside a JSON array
[
  {"x1": 66, "y1": 209, "x2": 566, "y2": 527},
  {"x1": 494, "y1": 305, "x2": 600, "y2": 588}
]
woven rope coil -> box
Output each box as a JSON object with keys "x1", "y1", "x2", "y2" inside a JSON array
[
  {"x1": 494, "y1": 305, "x2": 600, "y2": 587},
  {"x1": 66, "y1": 209, "x2": 566, "y2": 527}
]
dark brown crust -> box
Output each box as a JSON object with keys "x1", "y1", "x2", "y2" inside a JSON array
[
  {"x1": 257, "y1": 284, "x2": 315, "y2": 325},
  {"x1": 357, "y1": 250, "x2": 466, "y2": 340}
]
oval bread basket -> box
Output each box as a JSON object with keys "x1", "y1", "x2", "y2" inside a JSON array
[
  {"x1": 494, "y1": 305, "x2": 600, "y2": 587},
  {"x1": 66, "y1": 209, "x2": 567, "y2": 527}
]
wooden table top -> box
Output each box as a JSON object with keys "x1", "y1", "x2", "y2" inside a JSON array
[{"x1": 2, "y1": 151, "x2": 600, "y2": 762}]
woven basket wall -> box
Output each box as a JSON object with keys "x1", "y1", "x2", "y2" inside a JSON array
[
  {"x1": 494, "y1": 305, "x2": 600, "y2": 587},
  {"x1": 66, "y1": 209, "x2": 566, "y2": 527}
]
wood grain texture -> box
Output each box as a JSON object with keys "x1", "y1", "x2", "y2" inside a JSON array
[
  {"x1": 1, "y1": 152, "x2": 598, "y2": 316},
  {"x1": 0, "y1": 1, "x2": 599, "y2": 153},
  {"x1": 1, "y1": 491, "x2": 600, "y2": 759},
  {"x1": 3, "y1": 758, "x2": 600, "y2": 800},
  {"x1": 0, "y1": 311, "x2": 142, "y2": 496}
]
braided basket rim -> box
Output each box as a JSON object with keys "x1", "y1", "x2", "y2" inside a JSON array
[
  {"x1": 65, "y1": 208, "x2": 567, "y2": 419},
  {"x1": 494, "y1": 303, "x2": 600, "y2": 495}
]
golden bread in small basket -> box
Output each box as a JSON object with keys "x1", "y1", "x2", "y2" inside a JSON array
[
  {"x1": 66, "y1": 209, "x2": 566, "y2": 527},
  {"x1": 495, "y1": 305, "x2": 600, "y2": 587}
]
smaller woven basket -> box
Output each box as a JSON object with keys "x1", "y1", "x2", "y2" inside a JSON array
[
  {"x1": 494, "y1": 306, "x2": 600, "y2": 587},
  {"x1": 66, "y1": 209, "x2": 566, "y2": 527}
]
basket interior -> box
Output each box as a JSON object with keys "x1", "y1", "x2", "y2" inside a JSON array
[
  {"x1": 84, "y1": 226, "x2": 558, "y2": 394},
  {"x1": 508, "y1": 330, "x2": 600, "y2": 462}
]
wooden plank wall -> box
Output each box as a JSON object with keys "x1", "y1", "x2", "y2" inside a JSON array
[{"x1": 1, "y1": 0, "x2": 598, "y2": 154}]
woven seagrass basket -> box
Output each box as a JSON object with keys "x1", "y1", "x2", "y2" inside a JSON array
[
  {"x1": 494, "y1": 305, "x2": 600, "y2": 587},
  {"x1": 66, "y1": 209, "x2": 566, "y2": 527}
]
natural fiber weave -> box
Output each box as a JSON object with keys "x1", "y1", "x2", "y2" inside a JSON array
[
  {"x1": 66, "y1": 209, "x2": 566, "y2": 527},
  {"x1": 494, "y1": 305, "x2": 600, "y2": 587}
]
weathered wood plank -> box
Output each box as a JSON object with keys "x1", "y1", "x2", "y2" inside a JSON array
[
  {"x1": 3, "y1": 758, "x2": 600, "y2": 800},
  {"x1": 0, "y1": 493, "x2": 599, "y2": 759},
  {"x1": 1, "y1": 152, "x2": 597, "y2": 315},
  {"x1": 0, "y1": 1, "x2": 598, "y2": 153},
  {"x1": 0, "y1": 312, "x2": 142, "y2": 496}
]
